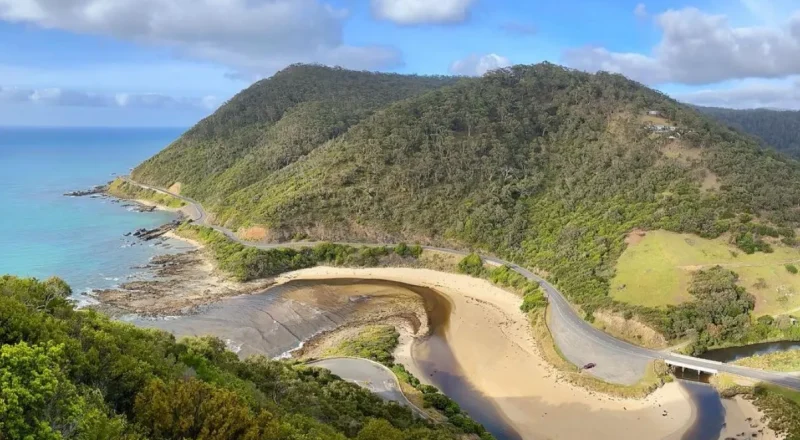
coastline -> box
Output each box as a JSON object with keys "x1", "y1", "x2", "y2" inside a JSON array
[
  {"x1": 90, "y1": 196, "x2": 272, "y2": 315},
  {"x1": 273, "y1": 266, "x2": 696, "y2": 440}
]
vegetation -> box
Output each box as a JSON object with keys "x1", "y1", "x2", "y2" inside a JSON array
[
  {"x1": 176, "y1": 224, "x2": 421, "y2": 282},
  {"x1": 667, "y1": 266, "x2": 756, "y2": 354},
  {"x1": 134, "y1": 63, "x2": 800, "y2": 348},
  {"x1": 0, "y1": 275, "x2": 467, "y2": 440},
  {"x1": 107, "y1": 178, "x2": 186, "y2": 208},
  {"x1": 753, "y1": 383, "x2": 800, "y2": 439},
  {"x1": 611, "y1": 230, "x2": 800, "y2": 315},
  {"x1": 733, "y1": 350, "x2": 800, "y2": 372},
  {"x1": 456, "y1": 254, "x2": 546, "y2": 312},
  {"x1": 699, "y1": 106, "x2": 800, "y2": 159},
  {"x1": 319, "y1": 325, "x2": 494, "y2": 439},
  {"x1": 788, "y1": 264, "x2": 798, "y2": 274},
  {"x1": 323, "y1": 325, "x2": 400, "y2": 365}
]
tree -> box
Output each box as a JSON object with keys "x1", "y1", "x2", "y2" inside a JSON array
[
  {"x1": 356, "y1": 419, "x2": 405, "y2": 440},
  {"x1": 0, "y1": 343, "x2": 80, "y2": 440},
  {"x1": 457, "y1": 253, "x2": 484, "y2": 277}
]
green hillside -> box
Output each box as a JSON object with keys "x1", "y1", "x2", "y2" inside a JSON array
[
  {"x1": 698, "y1": 106, "x2": 800, "y2": 159},
  {"x1": 133, "y1": 64, "x2": 457, "y2": 204},
  {"x1": 134, "y1": 63, "x2": 800, "y2": 349}
]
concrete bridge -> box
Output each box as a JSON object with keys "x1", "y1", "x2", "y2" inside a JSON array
[{"x1": 664, "y1": 354, "x2": 720, "y2": 375}]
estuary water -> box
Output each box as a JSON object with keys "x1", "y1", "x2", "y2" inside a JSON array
[{"x1": 0, "y1": 127, "x2": 191, "y2": 305}]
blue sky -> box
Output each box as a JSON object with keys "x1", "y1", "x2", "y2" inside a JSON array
[{"x1": 1, "y1": 0, "x2": 800, "y2": 127}]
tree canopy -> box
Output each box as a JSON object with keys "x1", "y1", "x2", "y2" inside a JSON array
[{"x1": 698, "y1": 106, "x2": 800, "y2": 159}]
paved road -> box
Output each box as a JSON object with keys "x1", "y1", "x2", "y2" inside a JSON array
[
  {"x1": 308, "y1": 357, "x2": 428, "y2": 418},
  {"x1": 123, "y1": 177, "x2": 800, "y2": 390}
]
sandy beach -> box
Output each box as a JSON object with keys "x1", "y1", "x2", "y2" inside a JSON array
[
  {"x1": 276, "y1": 266, "x2": 696, "y2": 440},
  {"x1": 719, "y1": 396, "x2": 780, "y2": 440}
]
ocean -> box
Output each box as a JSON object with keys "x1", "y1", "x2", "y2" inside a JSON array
[{"x1": 0, "y1": 127, "x2": 193, "y2": 306}]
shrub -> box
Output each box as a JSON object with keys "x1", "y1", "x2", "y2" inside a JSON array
[
  {"x1": 457, "y1": 253, "x2": 485, "y2": 276},
  {"x1": 787, "y1": 264, "x2": 798, "y2": 274},
  {"x1": 757, "y1": 315, "x2": 775, "y2": 326}
]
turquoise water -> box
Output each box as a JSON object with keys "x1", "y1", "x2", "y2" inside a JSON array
[{"x1": 0, "y1": 127, "x2": 193, "y2": 305}]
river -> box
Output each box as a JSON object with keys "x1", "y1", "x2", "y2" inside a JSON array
[{"x1": 129, "y1": 278, "x2": 799, "y2": 440}]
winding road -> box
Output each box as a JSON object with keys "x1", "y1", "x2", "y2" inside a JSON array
[
  {"x1": 308, "y1": 357, "x2": 428, "y2": 418},
  {"x1": 123, "y1": 177, "x2": 800, "y2": 391}
]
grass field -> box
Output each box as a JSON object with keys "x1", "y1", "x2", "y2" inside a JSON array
[
  {"x1": 733, "y1": 350, "x2": 800, "y2": 372},
  {"x1": 610, "y1": 230, "x2": 800, "y2": 315}
]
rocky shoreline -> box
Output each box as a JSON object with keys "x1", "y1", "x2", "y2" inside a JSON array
[
  {"x1": 88, "y1": 246, "x2": 273, "y2": 317},
  {"x1": 64, "y1": 184, "x2": 108, "y2": 197}
]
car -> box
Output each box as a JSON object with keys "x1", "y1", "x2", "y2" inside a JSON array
[{"x1": 582, "y1": 362, "x2": 596, "y2": 370}]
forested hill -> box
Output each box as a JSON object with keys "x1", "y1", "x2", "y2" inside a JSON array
[
  {"x1": 133, "y1": 64, "x2": 458, "y2": 202},
  {"x1": 134, "y1": 63, "x2": 800, "y2": 334},
  {"x1": 698, "y1": 106, "x2": 800, "y2": 159}
]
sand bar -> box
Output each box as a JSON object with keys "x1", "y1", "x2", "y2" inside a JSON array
[{"x1": 276, "y1": 266, "x2": 695, "y2": 440}]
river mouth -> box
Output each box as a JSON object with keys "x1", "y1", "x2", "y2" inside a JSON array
[
  {"x1": 402, "y1": 282, "x2": 523, "y2": 440},
  {"x1": 131, "y1": 277, "x2": 521, "y2": 439}
]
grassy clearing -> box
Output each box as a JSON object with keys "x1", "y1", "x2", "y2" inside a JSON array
[
  {"x1": 530, "y1": 307, "x2": 670, "y2": 398},
  {"x1": 611, "y1": 230, "x2": 800, "y2": 314},
  {"x1": 592, "y1": 310, "x2": 668, "y2": 349},
  {"x1": 733, "y1": 349, "x2": 800, "y2": 372},
  {"x1": 107, "y1": 178, "x2": 186, "y2": 209},
  {"x1": 322, "y1": 325, "x2": 399, "y2": 365}
]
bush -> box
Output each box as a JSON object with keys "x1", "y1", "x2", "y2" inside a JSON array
[
  {"x1": 787, "y1": 264, "x2": 798, "y2": 274},
  {"x1": 520, "y1": 288, "x2": 547, "y2": 313},
  {"x1": 176, "y1": 225, "x2": 424, "y2": 281},
  {"x1": 457, "y1": 253, "x2": 485, "y2": 277},
  {"x1": 757, "y1": 315, "x2": 775, "y2": 326}
]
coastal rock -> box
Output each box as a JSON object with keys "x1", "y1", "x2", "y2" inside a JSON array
[{"x1": 64, "y1": 185, "x2": 107, "y2": 197}]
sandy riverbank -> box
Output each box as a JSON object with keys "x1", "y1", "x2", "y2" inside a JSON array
[
  {"x1": 720, "y1": 396, "x2": 781, "y2": 440},
  {"x1": 275, "y1": 266, "x2": 696, "y2": 440}
]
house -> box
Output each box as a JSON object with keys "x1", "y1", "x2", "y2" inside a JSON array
[
  {"x1": 648, "y1": 110, "x2": 661, "y2": 116},
  {"x1": 649, "y1": 124, "x2": 678, "y2": 132}
]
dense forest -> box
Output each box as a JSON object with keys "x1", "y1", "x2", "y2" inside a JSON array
[
  {"x1": 134, "y1": 63, "x2": 800, "y2": 347},
  {"x1": 699, "y1": 106, "x2": 800, "y2": 159},
  {"x1": 0, "y1": 275, "x2": 470, "y2": 440}
]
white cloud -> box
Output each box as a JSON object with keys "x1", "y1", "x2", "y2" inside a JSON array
[
  {"x1": 563, "y1": 7, "x2": 800, "y2": 85},
  {"x1": 634, "y1": 3, "x2": 648, "y2": 19},
  {"x1": 450, "y1": 53, "x2": 511, "y2": 76},
  {"x1": 0, "y1": 0, "x2": 403, "y2": 76},
  {"x1": 677, "y1": 78, "x2": 800, "y2": 109},
  {"x1": 0, "y1": 85, "x2": 217, "y2": 110},
  {"x1": 372, "y1": 0, "x2": 475, "y2": 25}
]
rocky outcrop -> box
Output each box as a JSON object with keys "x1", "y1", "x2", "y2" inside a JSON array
[
  {"x1": 130, "y1": 219, "x2": 184, "y2": 241},
  {"x1": 64, "y1": 185, "x2": 107, "y2": 197}
]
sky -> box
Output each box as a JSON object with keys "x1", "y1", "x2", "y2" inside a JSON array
[{"x1": 1, "y1": 0, "x2": 800, "y2": 127}]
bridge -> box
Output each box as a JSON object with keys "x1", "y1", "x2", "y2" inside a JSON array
[
  {"x1": 121, "y1": 177, "x2": 800, "y2": 391},
  {"x1": 664, "y1": 354, "x2": 720, "y2": 375}
]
